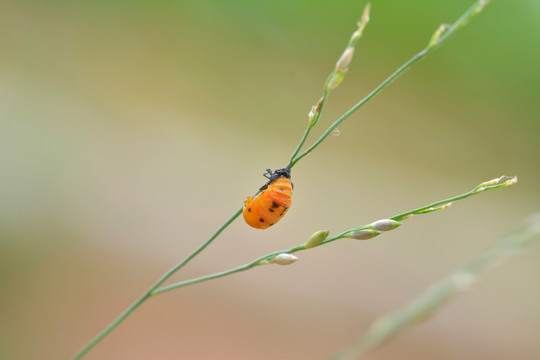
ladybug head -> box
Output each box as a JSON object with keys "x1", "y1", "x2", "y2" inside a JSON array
[
  {"x1": 271, "y1": 168, "x2": 291, "y2": 179},
  {"x1": 263, "y1": 168, "x2": 291, "y2": 181},
  {"x1": 260, "y1": 168, "x2": 292, "y2": 191}
]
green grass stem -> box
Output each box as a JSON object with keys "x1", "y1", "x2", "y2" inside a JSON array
[
  {"x1": 329, "y1": 211, "x2": 539, "y2": 360},
  {"x1": 153, "y1": 176, "x2": 516, "y2": 294}
]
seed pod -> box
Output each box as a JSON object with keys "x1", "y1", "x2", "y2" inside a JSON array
[
  {"x1": 368, "y1": 219, "x2": 402, "y2": 231},
  {"x1": 428, "y1": 24, "x2": 450, "y2": 49},
  {"x1": 305, "y1": 230, "x2": 330, "y2": 248},
  {"x1": 335, "y1": 47, "x2": 355, "y2": 72},
  {"x1": 346, "y1": 229, "x2": 380, "y2": 240},
  {"x1": 327, "y1": 72, "x2": 345, "y2": 91},
  {"x1": 272, "y1": 253, "x2": 299, "y2": 265}
]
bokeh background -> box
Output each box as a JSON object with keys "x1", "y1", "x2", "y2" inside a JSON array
[{"x1": 1, "y1": 0, "x2": 539, "y2": 359}]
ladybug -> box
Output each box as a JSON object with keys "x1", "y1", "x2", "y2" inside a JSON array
[{"x1": 243, "y1": 168, "x2": 293, "y2": 229}]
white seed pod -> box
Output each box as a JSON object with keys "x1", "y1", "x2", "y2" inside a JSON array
[
  {"x1": 335, "y1": 47, "x2": 355, "y2": 72},
  {"x1": 272, "y1": 253, "x2": 299, "y2": 265},
  {"x1": 308, "y1": 107, "x2": 316, "y2": 125},
  {"x1": 369, "y1": 219, "x2": 402, "y2": 231},
  {"x1": 346, "y1": 229, "x2": 380, "y2": 240}
]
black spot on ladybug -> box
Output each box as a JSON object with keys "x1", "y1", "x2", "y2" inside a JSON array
[
  {"x1": 248, "y1": 208, "x2": 251, "y2": 212},
  {"x1": 259, "y1": 218, "x2": 264, "y2": 222},
  {"x1": 279, "y1": 206, "x2": 288, "y2": 216},
  {"x1": 272, "y1": 201, "x2": 280, "y2": 208},
  {"x1": 269, "y1": 223, "x2": 274, "y2": 226},
  {"x1": 269, "y1": 208, "x2": 275, "y2": 212}
]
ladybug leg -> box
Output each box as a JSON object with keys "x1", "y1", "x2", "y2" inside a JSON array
[
  {"x1": 263, "y1": 168, "x2": 273, "y2": 179},
  {"x1": 260, "y1": 168, "x2": 273, "y2": 191}
]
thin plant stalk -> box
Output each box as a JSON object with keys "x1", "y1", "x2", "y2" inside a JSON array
[
  {"x1": 287, "y1": 4, "x2": 371, "y2": 165},
  {"x1": 72, "y1": 1, "x2": 492, "y2": 358},
  {"x1": 288, "y1": 0, "x2": 491, "y2": 168},
  {"x1": 72, "y1": 208, "x2": 243, "y2": 360},
  {"x1": 153, "y1": 176, "x2": 516, "y2": 295},
  {"x1": 328, "y1": 211, "x2": 540, "y2": 360}
]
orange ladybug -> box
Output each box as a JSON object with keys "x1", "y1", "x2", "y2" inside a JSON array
[{"x1": 243, "y1": 168, "x2": 293, "y2": 229}]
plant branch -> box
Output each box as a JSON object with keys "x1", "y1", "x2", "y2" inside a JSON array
[
  {"x1": 286, "y1": 3, "x2": 371, "y2": 168},
  {"x1": 72, "y1": 208, "x2": 243, "y2": 360},
  {"x1": 153, "y1": 176, "x2": 516, "y2": 295},
  {"x1": 328, "y1": 211, "x2": 540, "y2": 360},
  {"x1": 289, "y1": 0, "x2": 491, "y2": 168}
]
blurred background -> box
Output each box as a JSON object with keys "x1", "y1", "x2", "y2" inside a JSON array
[{"x1": 1, "y1": 0, "x2": 539, "y2": 359}]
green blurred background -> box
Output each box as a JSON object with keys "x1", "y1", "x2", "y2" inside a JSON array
[{"x1": 1, "y1": 0, "x2": 539, "y2": 359}]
